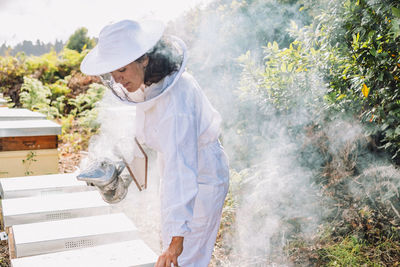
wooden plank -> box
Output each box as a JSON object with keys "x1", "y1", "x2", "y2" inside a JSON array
[
  {"x1": 0, "y1": 136, "x2": 57, "y2": 152},
  {"x1": 7, "y1": 226, "x2": 16, "y2": 260}
]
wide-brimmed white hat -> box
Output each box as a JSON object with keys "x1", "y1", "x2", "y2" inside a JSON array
[{"x1": 80, "y1": 19, "x2": 165, "y2": 76}]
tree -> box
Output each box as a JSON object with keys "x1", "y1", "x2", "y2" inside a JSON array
[{"x1": 66, "y1": 27, "x2": 95, "y2": 53}]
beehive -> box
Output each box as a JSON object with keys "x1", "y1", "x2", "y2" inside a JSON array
[
  {"x1": 2, "y1": 191, "x2": 111, "y2": 227},
  {"x1": 12, "y1": 213, "x2": 138, "y2": 257},
  {"x1": 0, "y1": 173, "x2": 93, "y2": 199},
  {"x1": 11, "y1": 240, "x2": 157, "y2": 267},
  {"x1": 0, "y1": 120, "x2": 61, "y2": 177}
]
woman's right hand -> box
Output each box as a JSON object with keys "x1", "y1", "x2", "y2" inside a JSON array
[{"x1": 155, "y1": 236, "x2": 183, "y2": 267}]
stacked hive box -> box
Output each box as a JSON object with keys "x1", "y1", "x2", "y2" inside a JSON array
[
  {"x1": 0, "y1": 173, "x2": 157, "y2": 266},
  {"x1": 0, "y1": 108, "x2": 61, "y2": 177},
  {"x1": 0, "y1": 105, "x2": 158, "y2": 266}
]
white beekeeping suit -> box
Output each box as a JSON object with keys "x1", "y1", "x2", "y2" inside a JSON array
[
  {"x1": 133, "y1": 38, "x2": 229, "y2": 266},
  {"x1": 80, "y1": 19, "x2": 229, "y2": 267}
]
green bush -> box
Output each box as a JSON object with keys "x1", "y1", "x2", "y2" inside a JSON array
[
  {"x1": 68, "y1": 83, "x2": 105, "y2": 117},
  {"x1": 19, "y1": 77, "x2": 52, "y2": 115},
  {"x1": 297, "y1": 0, "x2": 400, "y2": 161}
]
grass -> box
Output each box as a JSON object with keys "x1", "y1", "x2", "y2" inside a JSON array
[{"x1": 318, "y1": 235, "x2": 400, "y2": 267}]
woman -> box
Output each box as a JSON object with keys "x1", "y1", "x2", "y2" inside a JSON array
[{"x1": 80, "y1": 19, "x2": 229, "y2": 267}]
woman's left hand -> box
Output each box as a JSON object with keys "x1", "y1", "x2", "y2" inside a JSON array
[{"x1": 155, "y1": 236, "x2": 184, "y2": 267}]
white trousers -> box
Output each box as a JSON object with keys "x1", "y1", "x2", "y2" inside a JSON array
[{"x1": 162, "y1": 141, "x2": 229, "y2": 267}]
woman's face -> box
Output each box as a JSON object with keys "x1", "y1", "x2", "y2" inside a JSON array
[{"x1": 111, "y1": 57, "x2": 148, "y2": 92}]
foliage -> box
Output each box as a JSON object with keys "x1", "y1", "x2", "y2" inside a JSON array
[
  {"x1": 22, "y1": 151, "x2": 37, "y2": 176},
  {"x1": 169, "y1": 0, "x2": 312, "y2": 169},
  {"x1": 235, "y1": 0, "x2": 400, "y2": 265},
  {"x1": 48, "y1": 79, "x2": 71, "y2": 99},
  {"x1": 0, "y1": 55, "x2": 27, "y2": 103},
  {"x1": 66, "y1": 27, "x2": 95, "y2": 53},
  {"x1": 25, "y1": 51, "x2": 59, "y2": 83},
  {"x1": 19, "y1": 77, "x2": 52, "y2": 115},
  {"x1": 57, "y1": 48, "x2": 87, "y2": 77},
  {"x1": 297, "y1": 0, "x2": 400, "y2": 162},
  {"x1": 68, "y1": 83, "x2": 105, "y2": 116}
]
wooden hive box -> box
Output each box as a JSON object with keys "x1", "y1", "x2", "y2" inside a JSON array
[{"x1": 0, "y1": 120, "x2": 61, "y2": 178}]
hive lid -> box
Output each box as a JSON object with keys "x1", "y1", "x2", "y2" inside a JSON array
[
  {"x1": 0, "y1": 120, "x2": 61, "y2": 137},
  {"x1": 0, "y1": 108, "x2": 46, "y2": 121}
]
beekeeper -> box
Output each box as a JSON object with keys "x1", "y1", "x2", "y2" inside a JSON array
[{"x1": 80, "y1": 20, "x2": 229, "y2": 267}]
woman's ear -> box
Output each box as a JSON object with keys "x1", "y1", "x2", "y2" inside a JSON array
[{"x1": 142, "y1": 55, "x2": 149, "y2": 68}]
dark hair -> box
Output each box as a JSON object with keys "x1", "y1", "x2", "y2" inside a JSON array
[{"x1": 136, "y1": 37, "x2": 183, "y2": 86}]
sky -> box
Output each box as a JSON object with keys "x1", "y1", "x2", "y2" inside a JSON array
[{"x1": 0, "y1": 0, "x2": 212, "y2": 46}]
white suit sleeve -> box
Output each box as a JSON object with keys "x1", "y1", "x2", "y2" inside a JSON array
[{"x1": 158, "y1": 111, "x2": 199, "y2": 240}]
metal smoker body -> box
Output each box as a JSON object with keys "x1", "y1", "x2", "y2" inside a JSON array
[{"x1": 77, "y1": 159, "x2": 131, "y2": 204}]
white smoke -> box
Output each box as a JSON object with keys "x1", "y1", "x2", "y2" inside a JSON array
[{"x1": 81, "y1": 91, "x2": 162, "y2": 254}]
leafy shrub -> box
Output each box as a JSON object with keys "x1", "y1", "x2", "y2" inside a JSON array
[
  {"x1": 297, "y1": 0, "x2": 400, "y2": 162},
  {"x1": 57, "y1": 48, "x2": 87, "y2": 77},
  {"x1": 48, "y1": 78, "x2": 70, "y2": 96},
  {"x1": 68, "y1": 83, "x2": 105, "y2": 117},
  {"x1": 25, "y1": 51, "x2": 59, "y2": 83},
  {"x1": 0, "y1": 55, "x2": 27, "y2": 105},
  {"x1": 19, "y1": 77, "x2": 51, "y2": 114}
]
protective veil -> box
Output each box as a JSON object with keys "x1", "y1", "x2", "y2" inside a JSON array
[{"x1": 106, "y1": 36, "x2": 229, "y2": 267}]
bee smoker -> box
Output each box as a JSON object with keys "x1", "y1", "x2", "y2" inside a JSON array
[{"x1": 77, "y1": 159, "x2": 132, "y2": 204}]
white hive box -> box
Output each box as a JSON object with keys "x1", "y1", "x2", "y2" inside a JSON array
[
  {"x1": 0, "y1": 120, "x2": 61, "y2": 178},
  {"x1": 12, "y1": 213, "x2": 138, "y2": 257},
  {"x1": 0, "y1": 108, "x2": 46, "y2": 121},
  {"x1": 0, "y1": 173, "x2": 92, "y2": 199},
  {"x1": 2, "y1": 191, "x2": 111, "y2": 227},
  {"x1": 11, "y1": 239, "x2": 157, "y2": 267}
]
